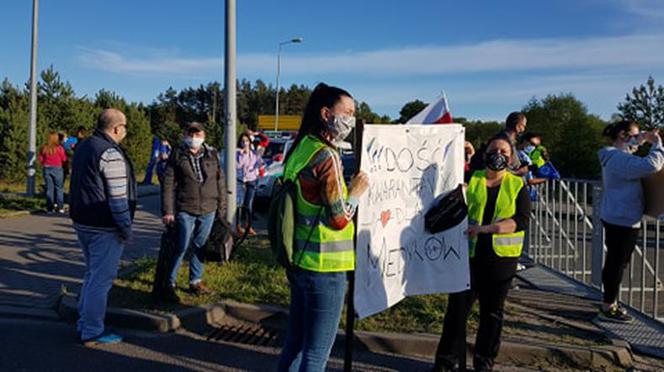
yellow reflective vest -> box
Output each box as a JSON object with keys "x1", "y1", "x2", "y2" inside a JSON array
[
  {"x1": 282, "y1": 135, "x2": 355, "y2": 272},
  {"x1": 466, "y1": 170, "x2": 525, "y2": 258},
  {"x1": 526, "y1": 146, "x2": 546, "y2": 168}
]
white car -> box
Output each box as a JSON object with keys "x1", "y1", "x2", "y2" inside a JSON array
[
  {"x1": 255, "y1": 137, "x2": 294, "y2": 201},
  {"x1": 255, "y1": 138, "x2": 353, "y2": 203}
]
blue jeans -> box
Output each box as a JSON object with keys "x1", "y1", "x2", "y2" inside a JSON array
[
  {"x1": 278, "y1": 269, "x2": 347, "y2": 372},
  {"x1": 237, "y1": 180, "x2": 257, "y2": 225},
  {"x1": 43, "y1": 166, "x2": 64, "y2": 211},
  {"x1": 75, "y1": 228, "x2": 125, "y2": 340},
  {"x1": 168, "y1": 211, "x2": 215, "y2": 287}
]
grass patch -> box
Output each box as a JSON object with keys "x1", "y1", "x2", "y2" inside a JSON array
[
  {"x1": 111, "y1": 236, "x2": 478, "y2": 334},
  {"x1": 0, "y1": 171, "x2": 149, "y2": 216},
  {"x1": 0, "y1": 194, "x2": 46, "y2": 213},
  {"x1": 0, "y1": 171, "x2": 146, "y2": 194}
]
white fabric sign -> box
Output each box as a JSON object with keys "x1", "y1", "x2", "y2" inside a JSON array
[{"x1": 354, "y1": 124, "x2": 470, "y2": 319}]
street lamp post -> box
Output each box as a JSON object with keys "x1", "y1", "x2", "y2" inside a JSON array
[
  {"x1": 224, "y1": 0, "x2": 237, "y2": 224},
  {"x1": 274, "y1": 37, "x2": 303, "y2": 131},
  {"x1": 26, "y1": 0, "x2": 39, "y2": 196}
]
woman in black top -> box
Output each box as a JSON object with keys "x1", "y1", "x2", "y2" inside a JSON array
[{"x1": 434, "y1": 136, "x2": 531, "y2": 372}]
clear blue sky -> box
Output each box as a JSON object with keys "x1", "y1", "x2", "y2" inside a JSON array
[{"x1": 1, "y1": 0, "x2": 663, "y2": 121}]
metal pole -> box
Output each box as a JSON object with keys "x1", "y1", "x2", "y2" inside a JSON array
[
  {"x1": 26, "y1": 0, "x2": 39, "y2": 196},
  {"x1": 573, "y1": 181, "x2": 579, "y2": 280},
  {"x1": 654, "y1": 219, "x2": 660, "y2": 318},
  {"x1": 344, "y1": 120, "x2": 364, "y2": 372},
  {"x1": 641, "y1": 220, "x2": 646, "y2": 313},
  {"x1": 344, "y1": 270, "x2": 356, "y2": 372},
  {"x1": 583, "y1": 182, "x2": 588, "y2": 283},
  {"x1": 224, "y1": 0, "x2": 237, "y2": 224},
  {"x1": 274, "y1": 38, "x2": 302, "y2": 131},
  {"x1": 591, "y1": 184, "x2": 604, "y2": 289},
  {"x1": 274, "y1": 44, "x2": 281, "y2": 131}
]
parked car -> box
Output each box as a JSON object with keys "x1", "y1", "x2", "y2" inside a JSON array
[
  {"x1": 255, "y1": 137, "x2": 295, "y2": 203},
  {"x1": 255, "y1": 137, "x2": 357, "y2": 206}
]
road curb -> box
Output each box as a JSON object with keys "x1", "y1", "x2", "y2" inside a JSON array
[
  {"x1": 57, "y1": 293, "x2": 180, "y2": 333},
  {"x1": 0, "y1": 305, "x2": 61, "y2": 321},
  {"x1": 71, "y1": 295, "x2": 633, "y2": 370},
  {"x1": 195, "y1": 301, "x2": 632, "y2": 370}
]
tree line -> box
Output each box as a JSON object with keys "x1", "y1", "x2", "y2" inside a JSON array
[{"x1": 1, "y1": 66, "x2": 662, "y2": 182}]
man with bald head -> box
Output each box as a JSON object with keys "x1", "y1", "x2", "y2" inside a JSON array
[{"x1": 69, "y1": 108, "x2": 137, "y2": 346}]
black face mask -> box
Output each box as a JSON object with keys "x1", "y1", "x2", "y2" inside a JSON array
[{"x1": 486, "y1": 151, "x2": 508, "y2": 171}]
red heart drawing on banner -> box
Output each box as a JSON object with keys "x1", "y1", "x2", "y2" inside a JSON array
[{"x1": 380, "y1": 210, "x2": 391, "y2": 227}]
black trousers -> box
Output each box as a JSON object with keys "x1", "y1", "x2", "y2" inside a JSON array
[
  {"x1": 602, "y1": 221, "x2": 640, "y2": 304},
  {"x1": 434, "y1": 259, "x2": 516, "y2": 371}
]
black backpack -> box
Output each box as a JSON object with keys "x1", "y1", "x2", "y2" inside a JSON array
[
  {"x1": 201, "y1": 216, "x2": 236, "y2": 263},
  {"x1": 152, "y1": 224, "x2": 178, "y2": 297}
]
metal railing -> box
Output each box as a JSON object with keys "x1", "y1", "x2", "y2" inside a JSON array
[{"x1": 527, "y1": 178, "x2": 663, "y2": 321}]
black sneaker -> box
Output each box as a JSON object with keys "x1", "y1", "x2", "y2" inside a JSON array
[
  {"x1": 154, "y1": 286, "x2": 180, "y2": 304},
  {"x1": 598, "y1": 305, "x2": 634, "y2": 323}
]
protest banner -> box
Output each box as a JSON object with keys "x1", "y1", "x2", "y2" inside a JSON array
[{"x1": 354, "y1": 124, "x2": 470, "y2": 318}]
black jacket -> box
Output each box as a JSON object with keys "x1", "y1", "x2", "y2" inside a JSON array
[{"x1": 161, "y1": 144, "x2": 227, "y2": 217}]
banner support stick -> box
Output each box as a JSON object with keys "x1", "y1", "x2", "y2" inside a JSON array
[{"x1": 344, "y1": 120, "x2": 365, "y2": 372}]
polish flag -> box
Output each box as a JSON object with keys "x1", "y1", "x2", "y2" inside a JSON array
[{"x1": 406, "y1": 92, "x2": 453, "y2": 124}]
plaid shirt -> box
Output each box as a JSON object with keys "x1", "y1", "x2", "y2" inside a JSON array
[
  {"x1": 298, "y1": 146, "x2": 358, "y2": 230},
  {"x1": 187, "y1": 147, "x2": 206, "y2": 183}
]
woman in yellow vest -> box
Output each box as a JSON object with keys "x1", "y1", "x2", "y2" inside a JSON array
[
  {"x1": 434, "y1": 136, "x2": 531, "y2": 372},
  {"x1": 277, "y1": 83, "x2": 369, "y2": 372}
]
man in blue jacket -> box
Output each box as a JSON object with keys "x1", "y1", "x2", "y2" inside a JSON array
[{"x1": 69, "y1": 108, "x2": 136, "y2": 346}]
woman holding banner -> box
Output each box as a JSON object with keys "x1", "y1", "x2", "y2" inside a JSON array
[
  {"x1": 597, "y1": 121, "x2": 663, "y2": 323},
  {"x1": 434, "y1": 136, "x2": 530, "y2": 372},
  {"x1": 277, "y1": 83, "x2": 369, "y2": 372}
]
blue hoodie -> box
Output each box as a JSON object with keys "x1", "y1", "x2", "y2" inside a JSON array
[{"x1": 598, "y1": 139, "x2": 664, "y2": 228}]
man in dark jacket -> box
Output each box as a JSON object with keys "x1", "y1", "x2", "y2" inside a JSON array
[
  {"x1": 159, "y1": 122, "x2": 227, "y2": 303},
  {"x1": 70, "y1": 108, "x2": 136, "y2": 346}
]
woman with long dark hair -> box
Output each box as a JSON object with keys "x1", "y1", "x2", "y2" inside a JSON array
[
  {"x1": 38, "y1": 131, "x2": 68, "y2": 213},
  {"x1": 277, "y1": 83, "x2": 369, "y2": 371},
  {"x1": 597, "y1": 120, "x2": 663, "y2": 322},
  {"x1": 236, "y1": 131, "x2": 261, "y2": 235}
]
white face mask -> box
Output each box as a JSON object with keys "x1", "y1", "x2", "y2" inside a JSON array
[
  {"x1": 623, "y1": 134, "x2": 640, "y2": 153},
  {"x1": 327, "y1": 114, "x2": 356, "y2": 142},
  {"x1": 185, "y1": 137, "x2": 204, "y2": 149}
]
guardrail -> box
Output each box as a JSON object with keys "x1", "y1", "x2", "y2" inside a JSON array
[{"x1": 527, "y1": 179, "x2": 663, "y2": 321}]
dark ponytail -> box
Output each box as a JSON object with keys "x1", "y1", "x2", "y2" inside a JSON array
[
  {"x1": 603, "y1": 120, "x2": 639, "y2": 141},
  {"x1": 284, "y1": 83, "x2": 352, "y2": 162}
]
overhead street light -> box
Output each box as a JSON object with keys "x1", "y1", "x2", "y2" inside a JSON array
[{"x1": 274, "y1": 37, "x2": 303, "y2": 131}]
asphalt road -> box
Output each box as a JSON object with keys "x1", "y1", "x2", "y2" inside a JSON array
[
  {"x1": 0, "y1": 318, "x2": 440, "y2": 372},
  {"x1": 0, "y1": 194, "x2": 163, "y2": 310}
]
